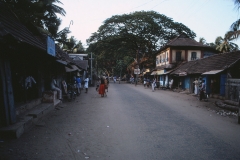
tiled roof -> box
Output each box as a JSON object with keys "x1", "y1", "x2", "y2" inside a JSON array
[
  {"x1": 0, "y1": 2, "x2": 46, "y2": 51},
  {"x1": 171, "y1": 51, "x2": 240, "y2": 75},
  {"x1": 159, "y1": 33, "x2": 215, "y2": 52},
  {"x1": 73, "y1": 60, "x2": 88, "y2": 70},
  {"x1": 0, "y1": 2, "x2": 87, "y2": 70}
]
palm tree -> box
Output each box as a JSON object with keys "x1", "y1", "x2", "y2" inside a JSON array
[
  {"x1": 199, "y1": 37, "x2": 206, "y2": 45},
  {"x1": 215, "y1": 32, "x2": 239, "y2": 53},
  {"x1": 229, "y1": 0, "x2": 240, "y2": 39},
  {"x1": 1, "y1": 0, "x2": 66, "y2": 38}
]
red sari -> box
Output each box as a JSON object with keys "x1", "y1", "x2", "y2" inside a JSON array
[{"x1": 98, "y1": 84, "x2": 105, "y2": 96}]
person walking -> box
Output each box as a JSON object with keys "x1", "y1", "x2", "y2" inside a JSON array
[
  {"x1": 152, "y1": 78, "x2": 156, "y2": 92},
  {"x1": 96, "y1": 79, "x2": 100, "y2": 91},
  {"x1": 98, "y1": 77, "x2": 105, "y2": 97},
  {"x1": 143, "y1": 78, "x2": 147, "y2": 88},
  {"x1": 84, "y1": 76, "x2": 89, "y2": 93}
]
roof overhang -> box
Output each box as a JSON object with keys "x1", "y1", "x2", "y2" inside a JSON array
[
  {"x1": 179, "y1": 72, "x2": 187, "y2": 76},
  {"x1": 151, "y1": 71, "x2": 157, "y2": 75},
  {"x1": 202, "y1": 70, "x2": 223, "y2": 75},
  {"x1": 56, "y1": 59, "x2": 68, "y2": 65},
  {"x1": 65, "y1": 65, "x2": 81, "y2": 72}
]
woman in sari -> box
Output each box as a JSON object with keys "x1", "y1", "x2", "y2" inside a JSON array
[{"x1": 98, "y1": 77, "x2": 105, "y2": 97}]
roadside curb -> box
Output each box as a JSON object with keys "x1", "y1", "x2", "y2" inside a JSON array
[{"x1": 0, "y1": 100, "x2": 61, "y2": 139}]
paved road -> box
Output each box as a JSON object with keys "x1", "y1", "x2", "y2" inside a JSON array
[{"x1": 1, "y1": 81, "x2": 240, "y2": 160}]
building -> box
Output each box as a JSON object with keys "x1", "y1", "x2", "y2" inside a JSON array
[{"x1": 154, "y1": 33, "x2": 219, "y2": 87}]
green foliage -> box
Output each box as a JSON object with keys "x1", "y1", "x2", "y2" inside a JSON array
[
  {"x1": 62, "y1": 36, "x2": 85, "y2": 53},
  {"x1": 1, "y1": 0, "x2": 67, "y2": 42},
  {"x1": 87, "y1": 11, "x2": 196, "y2": 74},
  {"x1": 215, "y1": 32, "x2": 239, "y2": 53}
]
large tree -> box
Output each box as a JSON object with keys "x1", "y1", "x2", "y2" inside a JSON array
[{"x1": 87, "y1": 11, "x2": 196, "y2": 74}]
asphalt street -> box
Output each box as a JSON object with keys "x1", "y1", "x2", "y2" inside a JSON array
[{"x1": 1, "y1": 81, "x2": 240, "y2": 160}]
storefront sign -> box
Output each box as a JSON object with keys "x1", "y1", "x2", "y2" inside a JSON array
[
  {"x1": 47, "y1": 36, "x2": 55, "y2": 57},
  {"x1": 134, "y1": 69, "x2": 140, "y2": 74}
]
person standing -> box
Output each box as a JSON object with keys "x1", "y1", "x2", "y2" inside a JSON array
[
  {"x1": 193, "y1": 78, "x2": 199, "y2": 95},
  {"x1": 199, "y1": 79, "x2": 206, "y2": 101},
  {"x1": 76, "y1": 75, "x2": 81, "y2": 95},
  {"x1": 169, "y1": 79, "x2": 174, "y2": 90},
  {"x1": 84, "y1": 76, "x2": 89, "y2": 93}
]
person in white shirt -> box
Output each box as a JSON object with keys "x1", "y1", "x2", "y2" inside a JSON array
[
  {"x1": 51, "y1": 76, "x2": 62, "y2": 100},
  {"x1": 84, "y1": 76, "x2": 89, "y2": 93},
  {"x1": 152, "y1": 78, "x2": 156, "y2": 92}
]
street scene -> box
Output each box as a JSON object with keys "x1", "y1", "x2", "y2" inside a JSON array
[
  {"x1": 1, "y1": 1, "x2": 240, "y2": 160},
  {"x1": 1, "y1": 82, "x2": 240, "y2": 160}
]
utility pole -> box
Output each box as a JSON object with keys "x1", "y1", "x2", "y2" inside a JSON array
[
  {"x1": 89, "y1": 52, "x2": 94, "y2": 86},
  {"x1": 135, "y1": 49, "x2": 140, "y2": 86}
]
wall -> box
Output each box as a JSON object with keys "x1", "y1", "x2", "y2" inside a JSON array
[
  {"x1": 156, "y1": 48, "x2": 170, "y2": 67},
  {"x1": 225, "y1": 79, "x2": 240, "y2": 102},
  {"x1": 187, "y1": 50, "x2": 201, "y2": 61}
]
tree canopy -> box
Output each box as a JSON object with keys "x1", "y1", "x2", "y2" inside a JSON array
[
  {"x1": 87, "y1": 11, "x2": 196, "y2": 75},
  {"x1": 1, "y1": 0, "x2": 72, "y2": 45}
]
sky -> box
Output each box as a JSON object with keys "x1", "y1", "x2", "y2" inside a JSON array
[{"x1": 58, "y1": 0, "x2": 240, "y2": 48}]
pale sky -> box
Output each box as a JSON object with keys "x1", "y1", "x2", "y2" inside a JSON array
[{"x1": 58, "y1": 0, "x2": 240, "y2": 48}]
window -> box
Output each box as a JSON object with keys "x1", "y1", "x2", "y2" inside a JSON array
[
  {"x1": 156, "y1": 57, "x2": 159, "y2": 65},
  {"x1": 176, "y1": 51, "x2": 181, "y2": 61},
  {"x1": 166, "y1": 52, "x2": 168, "y2": 61},
  {"x1": 191, "y1": 52, "x2": 197, "y2": 60}
]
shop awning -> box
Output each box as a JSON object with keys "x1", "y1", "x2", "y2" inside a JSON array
[
  {"x1": 179, "y1": 72, "x2": 187, "y2": 76},
  {"x1": 151, "y1": 71, "x2": 157, "y2": 75},
  {"x1": 156, "y1": 70, "x2": 164, "y2": 75},
  {"x1": 56, "y1": 59, "x2": 68, "y2": 65},
  {"x1": 202, "y1": 70, "x2": 223, "y2": 75},
  {"x1": 65, "y1": 65, "x2": 81, "y2": 72},
  {"x1": 158, "y1": 69, "x2": 173, "y2": 75}
]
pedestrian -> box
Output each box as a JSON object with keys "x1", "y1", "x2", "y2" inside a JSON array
[
  {"x1": 193, "y1": 78, "x2": 199, "y2": 95},
  {"x1": 84, "y1": 76, "x2": 89, "y2": 93},
  {"x1": 199, "y1": 79, "x2": 206, "y2": 101},
  {"x1": 76, "y1": 75, "x2": 81, "y2": 95},
  {"x1": 169, "y1": 79, "x2": 173, "y2": 90},
  {"x1": 98, "y1": 76, "x2": 105, "y2": 97},
  {"x1": 96, "y1": 79, "x2": 100, "y2": 91},
  {"x1": 143, "y1": 78, "x2": 147, "y2": 88},
  {"x1": 104, "y1": 77, "x2": 108, "y2": 92},
  {"x1": 152, "y1": 78, "x2": 156, "y2": 92},
  {"x1": 113, "y1": 76, "x2": 116, "y2": 83}
]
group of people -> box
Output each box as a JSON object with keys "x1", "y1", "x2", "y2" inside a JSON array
[
  {"x1": 193, "y1": 78, "x2": 206, "y2": 101},
  {"x1": 50, "y1": 74, "x2": 90, "y2": 101},
  {"x1": 143, "y1": 78, "x2": 157, "y2": 91}
]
